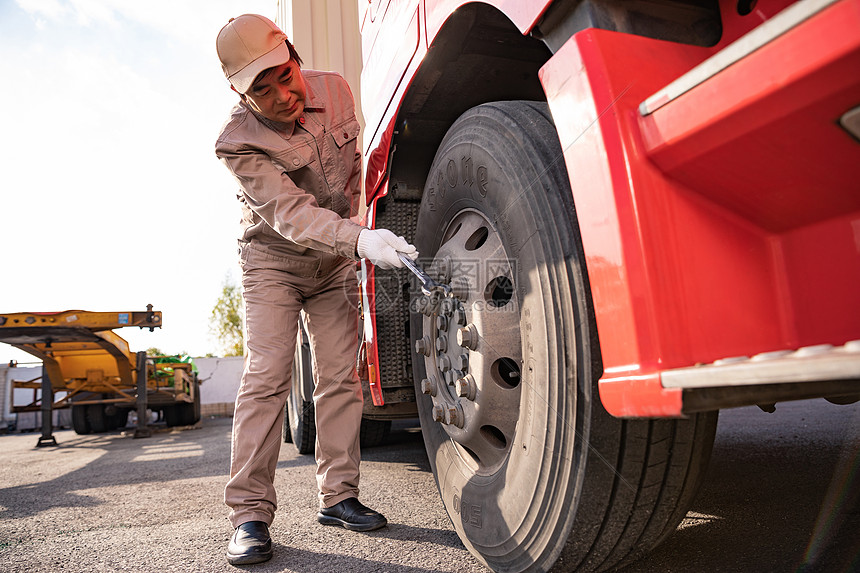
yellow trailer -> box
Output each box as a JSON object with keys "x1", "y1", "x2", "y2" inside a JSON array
[{"x1": 0, "y1": 305, "x2": 200, "y2": 446}]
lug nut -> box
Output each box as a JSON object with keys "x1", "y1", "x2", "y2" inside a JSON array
[
  {"x1": 457, "y1": 324, "x2": 479, "y2": 350},
  {"x1": 438, "y1": 354, "x2": 452, "y2": 372},
  {"x1": 445, "y1": 403, "x2": 465, "y2": 428},
  {"x1": 450, "y1": 276, "x2": 469, "y2": 301},
  {"x1": 415, "y1": 336, "x2": 432, "y2": 356},
  {"x1": 436, "y1": 315, "x2": 449, "y2": 331},
  {"x1": 455, "y1": 374, "x2": 477, "y2": 400},
  {"x1": 421, "y1": 376, "x2": 438, "y2": 396},
  {"x1": 455, "y1": 354, "x2": 469, "y2": 371},
  {"x1": 437, "y1": 256, "x2": 452, "y2": 282},
  {"x1": 435, "y1": 334, "x2": 448, "y2": 353},
  {"x1": 432, "y1": 403, "x2": 445, "y2": 423}
]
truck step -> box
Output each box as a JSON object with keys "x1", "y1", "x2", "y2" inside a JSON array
[
  {"x1": 663, "y1": 340, "x2": 860, "y2": 390},
  {"x1": 639, "y1": 0, "x2": 841, "y2": 117}
]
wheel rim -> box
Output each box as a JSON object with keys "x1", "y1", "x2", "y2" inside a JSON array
[{"x1": 417, "y1": 208, "x2": 522, "y2": 475}]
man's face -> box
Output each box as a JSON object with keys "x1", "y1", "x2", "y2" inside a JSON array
[{"x1": 243, "y1": 60, "x2": 306, "y2": 124}]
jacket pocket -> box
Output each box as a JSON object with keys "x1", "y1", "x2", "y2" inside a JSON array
[
  {"x1": 272, "y1": 142, "x2": 315, "y2": 172},
  {"x1": 240, "y1": 241, "x2": 320, "y2": 278},
  {"x1": 331, "y1": 117, "x2": 361, "y2": 149}
]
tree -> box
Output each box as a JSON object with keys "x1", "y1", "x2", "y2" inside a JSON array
[
  {"x1": 146, "y1": 347, "x2": 191, "y2": 359},
  {"x1": 210, "y1": 275, "x2": 244, "y2": 356}
]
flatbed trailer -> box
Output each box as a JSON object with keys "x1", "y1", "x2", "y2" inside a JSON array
[{"x1": 0, "y1": 305, "x2": 200, "y2": 446}]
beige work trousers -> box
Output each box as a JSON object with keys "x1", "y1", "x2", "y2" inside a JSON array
[{"x1": 225, "y1": 243, "x2": 363, "y2": 528}]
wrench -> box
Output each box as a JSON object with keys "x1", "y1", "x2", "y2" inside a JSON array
[{"x1": 398, "y1": 253, "x2": 453, "y2": 298}]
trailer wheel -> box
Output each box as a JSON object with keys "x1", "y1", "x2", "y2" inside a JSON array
[
  {"x1": 165, "y1": 379, "x2": 201, "y2": 427},
  {"x1": 86, "y1": 404, "x2": 108, "y2": 433},
  {"x1": 104, "y1": 405, "x2": 128, "y2": 431},
  {"x1": 113, "y1": 408, "x2": 130, "y2": 430},
  {"x1": 412, "y1": 101, "x2": 718, "y2": 572},
  {"x1": 163, "y1": 405, "x2": 179, "y2": 427},
  {"x1": 181, "y1": 377, "x2": 202, "y2": 425},
  {"x1": 71, "y1": 405, "x2": 91, "y2": 435}
]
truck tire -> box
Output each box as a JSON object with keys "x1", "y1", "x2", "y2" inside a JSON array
[
  {"x1": 286, "y1": 328, "x2": 316, "y2": 455},
  {"x1": 288, "y1": 389, "x2": 393, "y2": 452},
  {"x1": 71, "y1": 404, "x2": 91, "y2": 435},
  {"x1": 287, "y1": 385, "x2": 315, "y2": 454},
  {"x1": 285, "y1": 325, "x2": 394, "y2": 453},
  {"x1": 282, "y1": 409, "x2": 292, "y2": 443},
  {"x1": 359, "y1": 418, "x2": 391, "y2": 449},
  {"x1": 411, "y1": 101, "x2": 718, "y2": 572}
]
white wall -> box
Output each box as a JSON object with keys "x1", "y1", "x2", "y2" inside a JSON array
[
  {"x1": 1, "y1": 364, "x2": 41, "y2": 424},
  {"x1": 0, "y1": 356, "x2": 245, "y2": 431},
  {"x1": 1, "y1": 364, "x2": 70, "y2": 431},
  {"x1": 277, "y1": 0, "x2": 365, "y2": 154},
  {"x1": 195, "y1": 356, "x2": 244, "y2": 404}
]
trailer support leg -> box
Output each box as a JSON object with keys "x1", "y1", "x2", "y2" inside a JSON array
[
  {"x1": 36, "y1": 365, "x2": 57, "y2": 447},
  {"x1": 133, "y1": 351, "x2": 151, "y2": 439}
]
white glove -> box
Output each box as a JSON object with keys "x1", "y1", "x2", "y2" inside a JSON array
[{"x1": 357, "y1": 228, "x2": 418, "y2": 270}]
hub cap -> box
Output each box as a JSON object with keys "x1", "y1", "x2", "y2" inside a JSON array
[{"x1": 416, "y1": 209, "x2": 522, "y2": 474}]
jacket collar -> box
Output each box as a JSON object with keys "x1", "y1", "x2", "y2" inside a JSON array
[{"x1": 303, "y1": 74, "x2": 325, "y2": 112}]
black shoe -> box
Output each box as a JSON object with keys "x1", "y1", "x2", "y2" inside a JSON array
[
  {"x1": 317, "y1": 498, "x2": 387, "y2": 532},
  {"x1": 226, "y1": 521, "x2": 273, "y2": 566}
]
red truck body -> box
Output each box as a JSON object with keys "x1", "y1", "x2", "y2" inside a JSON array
[
  {"x1": 359, "y1": 0, "x2": 860, "y2": 417},
  {"x1": 353, "y1": 1, "x2": 859, "y2": 570}
]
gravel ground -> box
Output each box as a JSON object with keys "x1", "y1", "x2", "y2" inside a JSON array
[
  {"x1": 0, "y1": 417, "x2": 486, "y2": 573},
  {"x1": 1, "y1": 399, "x2": 858, "y2": 572}
]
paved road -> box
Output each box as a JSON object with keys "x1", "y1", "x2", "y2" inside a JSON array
[
  {"x1": 627, "y1": 400, "x2": 860, "y2": 573},
  {"x1": 0, "y1": 399, "x2": 857, "y2": 572}
]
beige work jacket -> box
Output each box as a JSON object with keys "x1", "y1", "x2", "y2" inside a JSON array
[{"x1": 215, "y1": 70, "x2": 364, "y2": 276}]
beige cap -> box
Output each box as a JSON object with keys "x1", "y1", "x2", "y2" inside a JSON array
[{"x1": 216, "y1": 14, "x2": 291, "y2": 94}]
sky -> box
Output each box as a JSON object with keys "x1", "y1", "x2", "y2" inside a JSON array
[{"x1": 0, "y1": 0, "x2": 278, "y2": 363}]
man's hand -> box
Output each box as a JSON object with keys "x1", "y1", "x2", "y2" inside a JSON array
[{"x1": 357, "y1": 228, "x2": 418, "y2": 269}]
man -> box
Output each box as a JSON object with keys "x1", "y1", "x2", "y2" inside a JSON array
[{"x1": 214, "y1": 14, "x2": 417, "y2": 566}]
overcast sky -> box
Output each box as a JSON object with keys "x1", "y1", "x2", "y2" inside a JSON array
[{"x1": 0, "y1": 0, "x2": 277, "y2": 363}]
